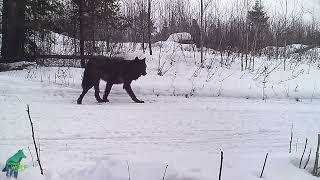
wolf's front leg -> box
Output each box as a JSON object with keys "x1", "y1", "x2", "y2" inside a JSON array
[{"x1": 123, "y1": 82, "x2": 144, "y2": 103}]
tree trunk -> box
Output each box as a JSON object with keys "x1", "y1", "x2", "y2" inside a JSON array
[
  {"x1": 313, "y1": 134, "x2": 320, "y2": 176},
  {"x1": 1, "y1": 0, "x2": 26, "y2": 63},
  {"x1": 200, "y1": 0, "x2": 204, "y2": 66},
  {"x1": 79, "y1": 0, "x2": 85, "y2": 68},
  {"x1": 1, "y1": 0, "x2": 8, "y2": 61},
  {"x1": 148, "y1": 0, "x2": 152, "y2": 55},
  {"x1": 140, "y1": 5, "x2": 145, "y2": 54},
  {"x1": 90, "y1": 5, "x2": 95, "y2": 56}
]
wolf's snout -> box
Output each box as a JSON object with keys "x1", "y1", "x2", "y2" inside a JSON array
[{"x1": 143, "y1": 72, "x2": 147, "y2": 76}]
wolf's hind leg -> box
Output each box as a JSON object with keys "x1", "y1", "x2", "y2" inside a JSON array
[
  {"x1": 94, "y1": 81, "x2": 104, "y2": 103},
  {"x1": 102, "y1": 82, "x2": 113, "y2": 102},
  {"x1": 77, "y1": 84, "x2": 94, "y2": 104},
  {"x1": 123, "y1": 82, "x2": 144, "y2": 103}
]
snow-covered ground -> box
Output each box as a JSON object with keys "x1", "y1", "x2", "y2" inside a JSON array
[
  {"x1": 1, "y1": 70, "x2": 320, "y2": 180},
  {"x1": 8, "y1": 45, "x2": 320, "y2": 100},
  {"x1": 1, "y1": 33, "x2": 320, "y2": 179}
]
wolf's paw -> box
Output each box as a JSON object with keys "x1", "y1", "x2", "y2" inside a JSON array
[
  {"x1": 97, "y1": 99, "x2": 105, "y2": 103},
  {"x1": 77, "y1": 99, "x2": 82, "y2": 104},
  {"x1": 135, "y1": 100, "x2": 144, "y2": 103},
  {"x1": 102, "y1": 99, "x2": 109, "y2": 102}
]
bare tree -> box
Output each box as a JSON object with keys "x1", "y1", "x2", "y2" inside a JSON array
[
  {"x1": 200, "y1": 0, "x2": 204, "y2": 66},
  {"x1": 79, "y1": 0, "x2": 85, "y2": 67},
  {"x1": 148, "y1": 0, "x2": 152, "y2": 55}
]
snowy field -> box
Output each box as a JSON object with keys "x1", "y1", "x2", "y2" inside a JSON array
[
  {"x1": 1, "y1": 34, "x2": 320, "y2": 179},
  {"x1": 1, "y1": 71, "x2": 320, "y2": 180}
]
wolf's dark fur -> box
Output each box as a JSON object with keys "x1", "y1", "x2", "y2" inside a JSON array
[{"x1": 77, "y1": 56, "x2": 147, "y2": 104}]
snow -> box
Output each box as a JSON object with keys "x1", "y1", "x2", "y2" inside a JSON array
[
  {"x1": 0, "y1": 72, "x2": 320, "y2": 180},
  {"x1": 9, "y1": 45, "x2": 320, "y2": 101},
  {"x1": 261, "y1": 44, "x2": 311, "y2": 56},
  {"x1": 0, "y1": 61, "x2": 36, "y2": 71},
  {"x1": 167, "y1": 32, "x2": 193, "y2": 43},
  {"x1": 1, "y1": 33, "x2": 320, "y2": 179}
]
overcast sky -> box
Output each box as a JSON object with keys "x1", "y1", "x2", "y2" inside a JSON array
[
  {"x1": 263, "y1": 0, "x2": 320, "y2": 22},
  {"x1": 188, "y1": 0, "x2": 320, "y2": 23}
]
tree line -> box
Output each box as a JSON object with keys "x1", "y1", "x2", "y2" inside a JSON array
[
  {"x1": 152, "y1": 0, "x2": 320, "y2": 53},
  {"x1": 1, "y1": 0, "x2": 319, "y2": 63}
]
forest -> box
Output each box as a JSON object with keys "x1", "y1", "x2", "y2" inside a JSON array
[{"x1": 0, "y1": 0, "x2": 319, "y2": 65}]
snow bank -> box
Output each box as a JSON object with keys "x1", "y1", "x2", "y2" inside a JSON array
[
  {"x1": 153, "y1": 41, "x2": 197, "y2": 52},
  {"x1": 261, "y1": 44, "x2": 311, "y2": 56},
  {"x1": 34, "y1": 32, "x2": 77, "y2": 55},
  {"x1": 2, "y1": 42, "x2": 320, "y2": 100},
  {"x1": 167, "y1": 32, "x2": 193, "y2": 43},
  {"x1": 0, "y1": 61, "x2": 36, "y2": 71}
]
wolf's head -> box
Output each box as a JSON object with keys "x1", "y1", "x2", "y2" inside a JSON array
[
  {"x1": 6, "y1": 150, "x2": 26, "y2": 164},
  {"x1": 134, "y1": 57, "x2": 147, "y2": 76},
  {"x1": 16, "y1": 150, "x2": 26, "y2": 160}
]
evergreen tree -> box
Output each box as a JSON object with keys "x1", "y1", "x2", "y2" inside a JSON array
[
  {"x1": 247, "y1": 0, "x2": 269, "y2": 51},
  {"x1": 1, "y1": 0, "x2": 122, "y2": 61},
  {"x1": 1, "y1": 0, "x2": 26, "y2": 61},
  {"x1": 129, "y1": 10, "x2": 155, "y2": 43},
  {"x1": 191, "y1": 19, "x2": 201, "y2": 48},
  {"x1": 1, "y1": 0, "x2": 63, "y2": 61},
  {"x1": 69, "y1": 0, "x2": 126, "y2": 55},
  {"x1": 160, "y1": 21, "x2": 169, "y2": 41},
  {"x1": 25, "y1": 0, "x2": 63, "y2": 55},
  {"x1": 70, "y1": 0, "x2": 123, "y2": 40},
  {"x1": 26, "y1": 0, "x2": 63, "y2": 33},
  {"x1": 0, "y1": 1, "x2": 2, "y2": 31}
]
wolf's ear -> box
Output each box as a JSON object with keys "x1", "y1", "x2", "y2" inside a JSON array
[{"x1": 135, "y1": 57, "x2": 139, "y2": 60}]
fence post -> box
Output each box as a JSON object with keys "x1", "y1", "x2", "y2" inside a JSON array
[{"x1": 313, "y1": 134, "x2": 320, "y2": 176}]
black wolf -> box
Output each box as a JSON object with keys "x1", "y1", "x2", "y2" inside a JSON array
[{"x1": 77, "y1": 56, "x2": 147, "y2": 104}]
